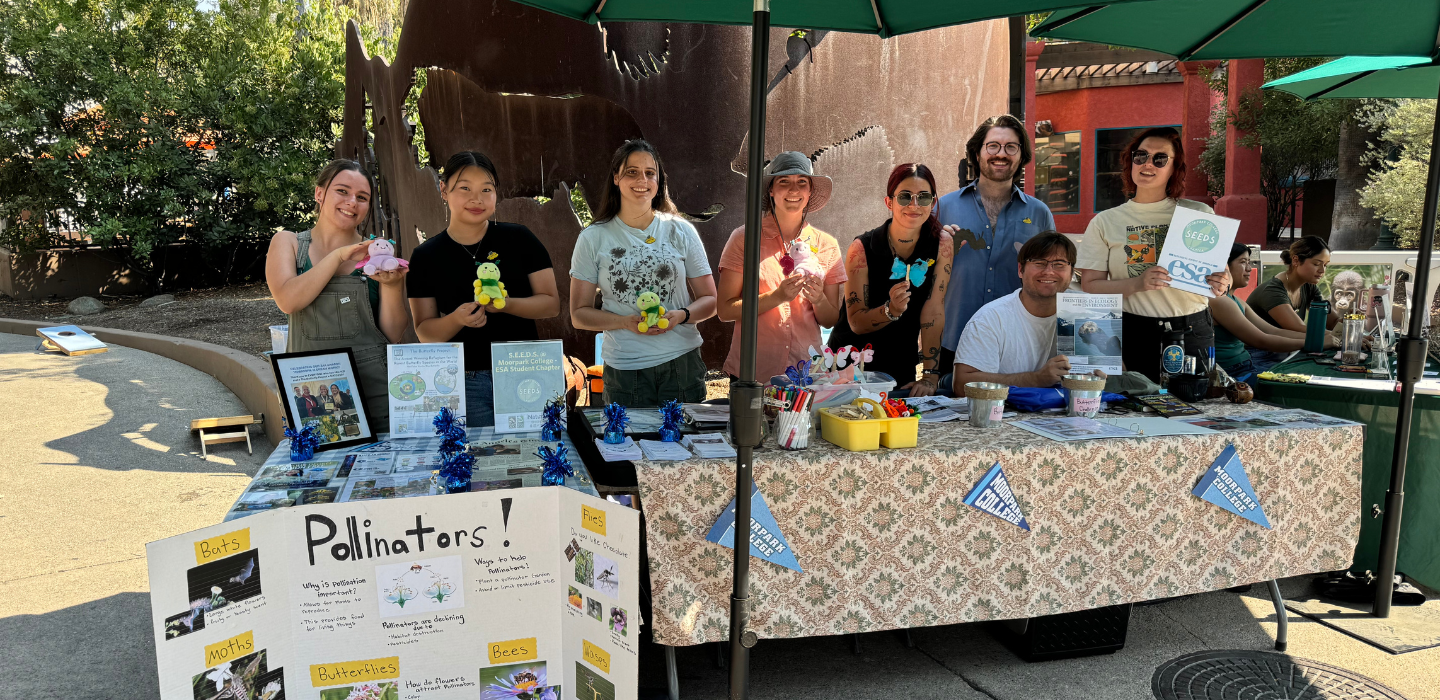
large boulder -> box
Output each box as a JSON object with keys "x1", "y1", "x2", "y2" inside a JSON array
[
  {"x1": 66, "y1": 296, "x2": 106, "y2": 316},
  {"x1": 139, "y1": 294, "x2": 176, "y2": 308}
]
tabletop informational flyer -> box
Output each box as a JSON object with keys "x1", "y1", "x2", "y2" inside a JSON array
[
  {"x1": 1056, "y1": 293, "x2": 1123, "y2": 376},
  {"x1": 387, "y1": 343, "x2": 465, "y2": 437},
  {"x1": 492, "y1": 340, "x2": 565, "y2": 434},
  {"x1": 1156, "y1": 207, "x2": 1241, "y2": 298},
  {"x1": 146, "y1": 488, "x2": 641, "y2": 700}
]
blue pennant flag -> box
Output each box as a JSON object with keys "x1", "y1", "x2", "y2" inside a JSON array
[
  {"x1": 707, "y1": 484, "x2": 802, "y2": 572},
  {"x1": 1192, "y1": 444, "x2": 1271, "y2": 529},
  {"x1": 962, "y1": 462, "x2": 1030, "y2": 531}
]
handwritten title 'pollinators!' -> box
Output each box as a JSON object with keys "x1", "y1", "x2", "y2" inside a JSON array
[{"x1": 305, "y1": 514, "x2": 488, "y2": 566}]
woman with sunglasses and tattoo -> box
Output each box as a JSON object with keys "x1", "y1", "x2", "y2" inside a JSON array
[
  {"x1": 1076, "y1": 127, "x2": 1230, "y2": 381},
  {"x1": 826, "y1": 163, "x2": 955, "y2": 397}
]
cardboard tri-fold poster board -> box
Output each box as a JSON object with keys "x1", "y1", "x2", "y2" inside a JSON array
[{"x1": 148, "y1": 488, "x2": 639, "y2": 700}]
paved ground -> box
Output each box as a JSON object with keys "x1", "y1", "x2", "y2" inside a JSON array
[
  {"x1": 1, "y1": 330, "x2": 1436, "y2": 700},
  {"x1": 0, "y1": 332, "x2": 271, "y2": 700}
]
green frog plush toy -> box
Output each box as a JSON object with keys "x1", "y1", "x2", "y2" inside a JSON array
[
  {"x1": 635, "y1": 290, "x2": 668, "y2": 332},
  {"x1": 473, "y1": 262, "x2": 507, "y2": 309}
]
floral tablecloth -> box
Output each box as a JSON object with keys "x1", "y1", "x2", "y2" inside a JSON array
[{"x1": 633, "y1": 402, "x2": 1363, "y2": 646}]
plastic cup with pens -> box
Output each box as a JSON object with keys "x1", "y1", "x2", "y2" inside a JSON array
[{"x1": 772, "y1": 385, "x2": 815, "y2": 450}]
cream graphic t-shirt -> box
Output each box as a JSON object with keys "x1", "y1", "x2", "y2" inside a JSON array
[{"x1": 1076, "y1": 198, "x2": 1214, "y2": 318}]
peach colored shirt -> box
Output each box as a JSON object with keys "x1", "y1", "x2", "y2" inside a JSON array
[{"x1": 719, "y1": 218, "x2": 847, "y2": 379}]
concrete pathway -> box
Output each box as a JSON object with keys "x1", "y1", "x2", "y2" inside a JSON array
[{"x1": 0, "y1": 332, "x2": 271, "y2": 700}]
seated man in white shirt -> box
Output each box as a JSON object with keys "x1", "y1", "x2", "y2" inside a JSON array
[{"x1": 951, "y1": 231, "x2": 1091, "y2": 392}]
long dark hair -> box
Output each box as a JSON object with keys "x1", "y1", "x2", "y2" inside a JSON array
[
  {"x1": 314, "y1": 159, "x2": 374, "y2": 229},
  {"x1": 1280, "y1": 235, "x2": 1330, "y2": 267},
  {"x1": 1122, "y1": 127, "x2": 1187, "y2": 200},
  {"x1": 886, "y1": 163, "x2": 942, "y2": 240},
  {"x1": 440, "y1": 151, "x2": 500, "y2": 191},
  {"x1": 595, "y1": 139, "x2": 677, "y2": 224},
  {"x1": 965, "y1": 114, "x2": 1032, "y2": 185}
]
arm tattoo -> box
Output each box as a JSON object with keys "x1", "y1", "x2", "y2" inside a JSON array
[
  {"x1": 846, "y1": 292, "x2": 861, "y2": 307},
  {"x1": 918, "y1": 321, "x2": 935, "y2": 330},
  {"x1": 861, "y1": 284, "x2": 869, "y2": 305},
  {"x1": 921, "y1": 346, "x2": 940, "y2": 362}
]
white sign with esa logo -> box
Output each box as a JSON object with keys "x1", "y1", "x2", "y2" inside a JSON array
[
  {"x1": 491, "y1": 340, "x2": 565, "y2": 433},
  {"x1": 1155, "y1": 207, "x2": 1241, "y2": 298}
]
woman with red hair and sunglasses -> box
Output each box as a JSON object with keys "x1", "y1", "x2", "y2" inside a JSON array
[
  {"x1": 1076, "y1": 127, "x2": 1230, "y2": 382},
  {"x1": 826, "y1": 163, "x2": 955, "y2": 397}
]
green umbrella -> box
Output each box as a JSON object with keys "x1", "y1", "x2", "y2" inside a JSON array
[
  {"x1": 1263, "y1": 55, "x2": 1440, "y2": 619},
  {"x1": 503, "y1": 1, "x2": 1142, "y2": 696},
  {"x1": 1032, "y1": 0, "x2": 1440, "y2": 61}
]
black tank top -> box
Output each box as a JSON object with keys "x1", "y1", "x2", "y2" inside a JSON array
[{"x1": 827, "y1": 221, "x2": 941, "y2": 383}]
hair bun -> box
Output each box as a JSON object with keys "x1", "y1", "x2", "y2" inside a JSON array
[{"x1": 1279, "y1": 249, "x2": 1291, "y2": 265}]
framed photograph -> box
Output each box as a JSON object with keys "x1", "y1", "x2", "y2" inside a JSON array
[{"x1": 271, "y1": 348, "x2": 376, "y2": 451}]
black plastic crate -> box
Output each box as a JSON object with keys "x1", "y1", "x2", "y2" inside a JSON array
[{"x1": 989, "y1": 603, "x2": 1132, "y2": 662}]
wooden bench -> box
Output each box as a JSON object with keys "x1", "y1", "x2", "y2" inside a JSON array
[{"x1": 190, "y1": 415, "x2": 260, "y2": 457}]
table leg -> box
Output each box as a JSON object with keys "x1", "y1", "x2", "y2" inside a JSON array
[
  {"x1": 664, "y1": 644, "x2": 679, "y2": 700},
  {"x1": 852, "y1": 633, "x2": 861, "y2": 654},
  {"x1": 902, "y1": 629, "x2": 915, "y2": 648},
  {"x1": 1266, "y1": 579, "x2": 1288, "y2": 652}
]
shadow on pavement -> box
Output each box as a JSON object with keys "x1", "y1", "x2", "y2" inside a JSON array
[{"x1": 0, "y1": 592, "x2": 159, "y2": 700}]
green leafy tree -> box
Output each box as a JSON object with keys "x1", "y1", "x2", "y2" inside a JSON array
[
  {"x1": 1358, "y1": 99, "x2": 1440, "y2": 249},
  {"x1": 1197, "y1": 58, "x2": 1350, "y2": 242}
]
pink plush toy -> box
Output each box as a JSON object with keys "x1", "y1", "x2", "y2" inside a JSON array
[
  {"x1": 780, "y1": 238, "x2": 824, "y2": 278},
  {"x1": 356, "y1": 238, "x2": 409, "y2": 276}
]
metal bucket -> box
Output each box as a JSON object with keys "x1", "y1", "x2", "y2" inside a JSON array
[
  {"x1": 965, "y1": 382, "x2": 1009, "y2": 428},
  {"x1": 1061, "y1": 374, "x2": 1107, "y2": 417}
]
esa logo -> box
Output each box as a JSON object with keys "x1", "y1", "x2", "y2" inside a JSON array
[
  {"x1": 1167, "y1": 259, "x2": 1213, "y2": 284},
  {"x1": 1181, "y1": 219, "x2": 1221, "y2": 253}
]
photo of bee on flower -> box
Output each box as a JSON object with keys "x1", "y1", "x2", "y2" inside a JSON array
[{"x1": 479, "y1": 661, "x2": 556, "y2": 700}]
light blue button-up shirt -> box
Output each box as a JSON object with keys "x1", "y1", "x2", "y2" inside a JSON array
[{"x1": 936, "y1": 182, "x2": 1055, "y2": 351}]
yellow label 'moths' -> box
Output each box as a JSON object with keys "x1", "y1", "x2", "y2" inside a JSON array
[
  {"x1": 582, "y1": 640, "x2": 611, "y2": 674},
  {"x1": 310, "y1": 657, "x2": 400, "y2": 687},
  {"x1": 488, "y1": 637, "x2": 537, "y2": 664},
  {"x1": 204, "y1": 631, "x2": 254, "y2": 667},
  {"x1": 580, "y1": 505, "x2": 606, "y2": 536},
  {"x1": 194, "y1": 528, "x2": 250, "y2": 565}
]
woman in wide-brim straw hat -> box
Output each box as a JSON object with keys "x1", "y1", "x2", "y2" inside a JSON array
[{"x1": 716, "y1": 151, "x2": 846, "y2": 381}]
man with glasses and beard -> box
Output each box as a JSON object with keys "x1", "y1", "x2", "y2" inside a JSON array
[{"x1": 934, "y1": 115, "x2": 1055, "y2": 394}]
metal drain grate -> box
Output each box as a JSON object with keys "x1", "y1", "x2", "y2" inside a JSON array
[{"x1": 1153, "y1": 650, "x2": 1408, "y2": 700}]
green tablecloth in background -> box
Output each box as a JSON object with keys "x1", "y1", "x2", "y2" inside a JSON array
[{"x1": 1256, "y1": 355, "x2": 1440, "y2": 590}]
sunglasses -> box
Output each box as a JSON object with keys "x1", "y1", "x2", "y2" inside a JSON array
[
  {"x1": 893, "y1": 191, "x2": 935, "y2": 207},
  {"x1": 984, "y1": 141, "x2": 1021, "y2": 156},
  {"x1": 1131, "y1": 151, "x2": 1172, "y2": 168}
]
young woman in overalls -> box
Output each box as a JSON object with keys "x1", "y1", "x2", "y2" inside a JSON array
[{"x1": 265, "y1": 160, "x2": 411, "y2": 434}]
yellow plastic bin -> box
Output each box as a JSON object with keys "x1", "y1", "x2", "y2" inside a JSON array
[{"x1": 818, "y1": 398, "x2": 920, "y2": 451}]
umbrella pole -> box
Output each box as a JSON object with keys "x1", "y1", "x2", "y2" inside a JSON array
[
  {"x1": 1372, "y1": 86, "x2": 1440, "y2": 617},
  {"x1": 728, "y1": 0, "x2": 771, "y2": 696}
]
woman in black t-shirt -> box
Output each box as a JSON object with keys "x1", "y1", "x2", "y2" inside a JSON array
[{"x1": 407, "y1": 151, "x2": 560, "y2": 427}]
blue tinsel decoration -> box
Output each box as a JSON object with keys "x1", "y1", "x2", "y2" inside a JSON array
[
  {"x1": 284, "y1": 420, "x2": 321, "y2": 461},
  {"x1": 603, "y1": 402, "x2": 629, "y2": 434},
  {"x1": 658, "y1": 399, "x2": 685, "y2": 442},
  {"x1": 433, "y1": 407, "x2": 472, "y2": 492},
  {"x1": 537, "y1": 443, "x2": 573, "y2": 486},
  {"x1": 540, "y1": 396, "x2": 566, "y2": 441}
]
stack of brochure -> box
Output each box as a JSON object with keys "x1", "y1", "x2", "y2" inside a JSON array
[
  {"x1": 682, "y1": 433, "x2": 737, "y2": 458},
  {"x1": 594, "y1": 436, "x2": 643, "y2": 462},
  {"x1": 638, "y1": 439, "x2": 693, "y2": 461}
]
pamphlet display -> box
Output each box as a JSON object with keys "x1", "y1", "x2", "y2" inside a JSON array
[
  {"x1": 387, "y1": 343, "x2": 465, "y2": 436},
  {"x1": 1056, "y1": 293, "x2": 1123, "y2": 376},
  {"x1": 272, "y1": 349, "x2": 376, "y2": 451},
  {"x1": 1156, "y1": 208, "x2": 1241, "y2": 298},
  {"x1": 492, "y1": 341, "x2": 566, "y2": 433},
  {"x1": 1012, "y1": 416, "x2": 1139, "y2": 442},
  {"x1": 147, "y1": 488, "x2": 640, "y2": 700}
]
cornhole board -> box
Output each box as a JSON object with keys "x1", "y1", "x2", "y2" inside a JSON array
[
  {"x1": 36, "y1": 325, "x2": 108, "y2": 356},
  {"x1": 189, "y1": 415, "x2": 258, "y2": 457}
]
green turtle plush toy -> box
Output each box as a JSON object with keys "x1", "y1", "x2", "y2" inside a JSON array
[
  {"x1": 636, "y1": 290, "x2": 668, "y2": 332},
  {"x1": 473, "y1": 262, "x2": 507, "y2": 309}
]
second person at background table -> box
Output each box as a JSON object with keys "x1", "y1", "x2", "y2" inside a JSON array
[
  {"x1": 408, "y1": 151, "x2": 560, "y2": 427},
  {"x1": 570, "y1": 140, "x2": 717, "y2": 407},
  {"x1": 1211, "y1": 243, "x2": 1329, "y2": 381},
  {"x1": 716, "y1": 152, "x2": 845, "y2": 381},
  {"x1": 1077, "y1": 127, "x2": 1229, "y2": 381},
  {"x1": 826, "y1": 163, "x2": 954, "y2": 398}
]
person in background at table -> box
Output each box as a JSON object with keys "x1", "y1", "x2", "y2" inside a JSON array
[
  {"x1": 1211, "y1": 243, "x2": 1334, "y2": 381},
  {"x1": 716, "y1": 152, "x2": 845, "y2": 381},
  {"x1": 827, "y1": 163, "x2": 955, "y2": 398},
  {"x1": 1247, "y1": 235, "x2": 1341, "y2": 340},
  {"x1": 299, "y1": 385, "x2": 321, "y2": 419},
  {"x1": 291, "y1": 385, "x2": 311, "y2": 419},
  {"x1": 935, "y1": 114, "x2": 1054, "y2": 379},
  {"x1": 316, "y1": 384, "x2": 335, "y2": 415},
  {"x1": 266, "y1": 159, "x2": 409, "y2": 434},
  {"x1": 330, "y1": 382, "x2": 355, "y2": 411},
  {"x1": 949, "y1": 232, "x2": 1094, "y2": 391},
  {"x1": 1076, "y1": 127, "x2": 1229, "y2": 382},
  {"x1": 570, "y1": 140, "x2": 718, "y2": 406},
  {"x1": 408, "y1": 151, "x2": 560, "y2": 427}
]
